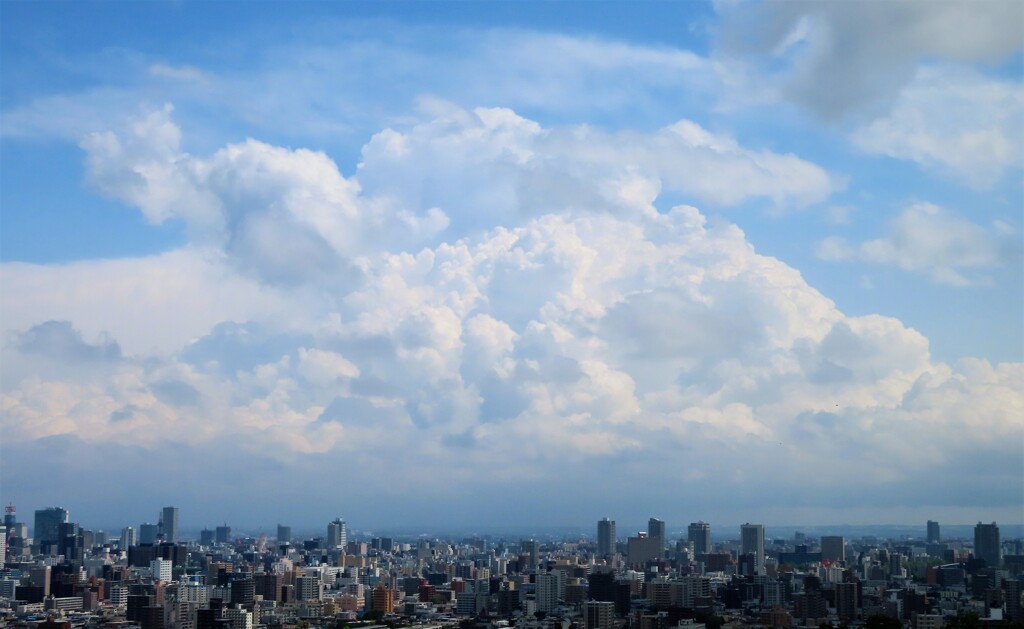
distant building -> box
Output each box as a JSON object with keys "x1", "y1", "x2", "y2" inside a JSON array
[
  {"x1": 598, "y1": 518, "x2": 616, "y2": 557},
  {"x1": 927, "y1": 521, "x2": 941, "y2": 543},
  {"x1": 121, "y1": 526, "x2": 137, "y2": 549},
  {"x1": 835, "y1": 581, "x2": 858, "y2": 622},
  {"x1": 327, "y1": 518, "x2": 347, "y2": 548},
  {"x1": 821, "y1": 536, "x2": 845, "y2": 563},
  {"x1": 741, "y1": 524, "x2": 765, "y2": 575},
  {"x1": 521, "y1": 539, "x2": 540, "y2": 571},
  {"x1": 151, "y1": 558, "x2": 172, "y2": 582},
  {"x1": 34, "y1": 507, "x2": 69, "y2": 548},
  {"x1": 536, "y1": 571, "x2": 560, "y2": 612},
  {"x1": 584, "y1": 600, "x2": 616, "y2": 629},
  {"x1": 161, "y1": 507, "x2": 179, "y2": 543},
  {"x1": 688, "y1": 522, "x2": 711, "y2": 559},
  {"x1": 215, "y1": 525, "x2": 231, "y2": 544},
  {"x1": 277, "y1": 524, "x2": 291, "y2": 543},
  {"x1": 140, "y1": 523, "x2": 159, "y2": 545},
  {"x1": 974, "y1": 522, "x2": 1001, "y2": 567},
  {"x1": 371, "y1": 583, "x2": 395, "y2": 613},
  {"x1": 627, "y1": 533, "x2": 661, "y2": 568},
  {"x1": 648, "y1": 518, "x2": 666, "y2": 554}
]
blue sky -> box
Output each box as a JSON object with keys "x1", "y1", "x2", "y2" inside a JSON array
[{"x1": 1, "y1": 1, "x2": 1022, "y2": 531}]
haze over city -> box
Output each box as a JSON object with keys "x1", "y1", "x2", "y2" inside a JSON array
[{"x1": 1, "y1": 1, "x2": 1022, "y2": 531}]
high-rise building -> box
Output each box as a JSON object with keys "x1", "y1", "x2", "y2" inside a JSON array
[
  {"x1": 597, "y1": 518, "x2": 616, "y2": 557},
  {"x1": 215, "y1": 525, "x2": 231, "y2": 544},
  {"x1": 974, "y1": 522, "x2": 1001, "y2": 567},
  {"x1": 161, "y1": 507, "x2": 179, "y2": 543},
  {"x1": 121, "y1": 526, "x2": 137, "y2": 549},
  {"x1": 140, "y1": 523, "x2": 159, "y2": 545},
  {"x1": 371, "y1": 583, "x2": 394, "y2": 612},
  {"x1": 927, "y1": 521, "x2": 940, "y2": 543},
  {"x1": 277, "y1": 524, "x2": 291, "y2": 543},
  {"x1": 151, "y1": 558, "x2": 173, "y2": 582},
  {"x1": 626, "y1": 533, "x2": 661, "y2": 568},
  {"x1": 296, "y1": 575, "x2": 323, "y2": 601},
  {"x1": 327, "y1": 518, "x2": 347, "y2": 548},
  {"x1": 835, "y1": 581, "x2": 859, "y2": 622},
  {"x1": 536, "y1": 572, "x2": 560, "y2": 612},
  {"x1": 741, "y1": 523, "x2": 765, "y2": 575},
  {"x1": 584, "y1": 600, "x2": 616, "y2": 629},
  {"x1": 648, "y1": 518, "x2": 666, "y2": 553},
  {"x1": 688, "y1": 522, "x2": 711, "y2": 559},
  {"x1": 821, "y1": 536, "x2": 845, "y2": 563},
  {"x1": 521, "y1": 539, "x2": 540, "y2": 571},
  {"x1": 33, "y1": 507, "x2": 69, "y2": 547}
]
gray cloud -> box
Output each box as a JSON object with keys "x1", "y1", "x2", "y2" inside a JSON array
[
  {"x1": 715, "y1": 0, "x2": 1023, "y2": 120},
  {"x1": 12, "y1": 320, "x2": 122, "y2": 362}
]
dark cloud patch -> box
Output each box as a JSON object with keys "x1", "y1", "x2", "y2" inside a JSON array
[
  {"x1": 12, "y1": 320, "x2": 122, "y2": 362},
  {"x1": 181, "y1": 321, "x2": 311, "y2": 377},
  {"x1": 150, "y1": 379, "x2": 201, "y2": 407}
]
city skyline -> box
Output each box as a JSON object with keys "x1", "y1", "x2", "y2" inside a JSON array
[{"x1": 1, "y1": 1, "x2": 1022, "y2": 529}]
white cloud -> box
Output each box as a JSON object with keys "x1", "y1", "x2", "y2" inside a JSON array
[
  {"x1": 852, "y1": 67, "x2": 1024, "y2": 188},
  {"x1": 2, "y1": 106, "x2": 1021, "y2": 523},
  {"x1": 816, "y1": 203, "x2": 1020, "y2": 286}
]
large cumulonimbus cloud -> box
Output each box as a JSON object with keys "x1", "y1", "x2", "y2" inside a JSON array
[{"x1": 1, "y1": 104, "x2": 1021, "y2": 525}]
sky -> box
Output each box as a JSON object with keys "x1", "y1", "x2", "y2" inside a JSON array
[{"x1": 1, "y1": 0, "x2": 1022, "y2": 534}]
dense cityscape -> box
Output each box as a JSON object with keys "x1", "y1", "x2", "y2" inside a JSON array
[{"x1": 1, "y1": 506, "x2": 1022, "y2": 629}]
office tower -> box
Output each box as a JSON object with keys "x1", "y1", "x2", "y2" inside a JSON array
[
  {"x1": 296, "y1": 575, "x2": 323, "y2": 601},
  {"x1": 927, "y1": 521, "x2": 940, "y2": 543},
  {"x1": 121, "y1": 526, "x2": 137, "y2": 549},
  {"x1": 974, "y1": 522, "x2": 1001, "y2": 567},
  {"x1": 34, "y1": 507, "x2": 69, "y2": 547},
  {"x1": 741, "y1": 523, "x2": 765, "y2": 575},
  {"x1": 0, "y1": 526, "x2": 6, "y2": 559},
  {"x1": 151, "y1": 558, "x2": 173, "y2": 582},
  {"x1": 626, "y1": 533, "x2": 661, "y2": 567},
  {"x1": 215, "y1": 525, "x2": 231, "y2": 544},
  {"x1": 835, "y1": 581, "x2": 859, "y2": 622},
  {"x1": 371, "y1": 583, "x2": 394, "y2": 612},
  {"x1": 231, "y1": 575, "x2": 255, "y2": 607},
  {"x1": 688, "y1": 522, "x2": 711, "y2": 558},
  {"x1": 536, "y1": 572, "x2": 560, "y2": 612},
  {"x1": 161, "y1": 507, "x2": 179, "y2": 543},
  {"x1": 200, "y1": 528, "x2": 215, "y2": 546},
  {"x1": 1006, "y1": 579, "x2": 1022, "y2": 622},
  {"x1": 277, "y1": 524, "x2": 291, "y2": 543},
  {"x1": 821, "y1": 536, "x2": 846, "y2": 563},
  {"x1": 597, "y1": 518, "x2": 616, "y2": 557},
  {"x1": 58, "y1": 522, "x2": 83, "y2": 562},
  {"x1": 327, "y1": 518, "x2": 347, "y2": 548},
  {"x1": 648, "y1": 518, "x2": 666, "y2": 552},
  {"x1": 140, "y1": 523, "x2": 159, "y2": 545},
  {"x1": 583, "y1": 600, "x2": 615, "y2": 629},
  {"x1": 521, "y1": 539, "x2": 540, "y2": 571}
]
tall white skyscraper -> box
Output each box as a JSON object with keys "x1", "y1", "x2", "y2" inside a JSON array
[
  {"x1": 121, "y1": 526, "x2": 137, "y2": 549},
  {"x1": 741, "y1": 523, "x2": 765, "y2": 574},
  {"x1": 161, "y1": 507, "x2": 179, "y2": 543},
  {"x1": 327, "y1": 518, "x2": 347, "y2": 548},
  {"x1": 597, "y1": 518, "x2": 616, "y2": 557}
]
